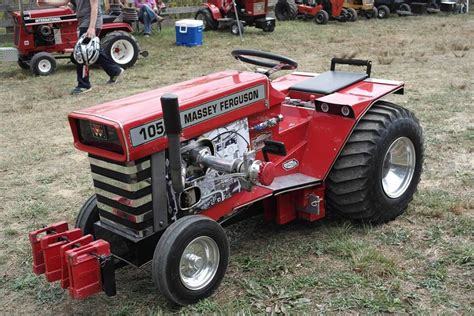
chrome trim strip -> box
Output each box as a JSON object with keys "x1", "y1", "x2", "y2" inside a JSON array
[
  {"x1": 99, "y1": 216, "x2": 154, "y2": 238},
  {"x1": 364, "y1": 78, "x2": 404, "y2": 85},
  {"x1": 98, "y1": 202, "x2": 153, "y2": 223},
  {"x1": 89, "y1": 157, "x2": 150, "y2": 174},
  {"x1": 92, "y1": 173, "x2": 151, "y2": 191},
  {"x1": 274, "y1": 182, "x2": 320, "y2": 196},
  {"x1": 292, "y1": 71, "x2": 319, "y2": 77},
  {"x1": 95, "y1": 187, "x2": 152, "y2": 207}
]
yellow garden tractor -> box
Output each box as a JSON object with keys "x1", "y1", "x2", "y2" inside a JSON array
[{"x1": 343, "y1": 0, "x2": 378, "y2": 19}]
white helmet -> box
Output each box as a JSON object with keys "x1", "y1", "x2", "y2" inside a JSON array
[{"x1": 73, "y1": 34, "x2": 100, "y2": 65}]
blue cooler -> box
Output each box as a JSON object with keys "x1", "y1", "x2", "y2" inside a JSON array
[{"x1": 175, "y1": 19, "x2": 203, "y2": 47}]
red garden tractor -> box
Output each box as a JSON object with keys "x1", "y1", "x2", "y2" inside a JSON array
[
  {"x1": 28, "y1": 50, "x2": 424, "y2": 305},
  {"x1": 275, "y1": 0, "x2": 355, "y2": 24},
  {"x1": 0, "y1": 1, "x2": 145, "y2": 76},
  {"x1": 195, "y1": 0, "x2": 276, "y2": 35}
]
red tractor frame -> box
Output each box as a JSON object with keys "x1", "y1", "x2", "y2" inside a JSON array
[
  {"x1": 28, "y1": 50, "x2": 424, "y2": 305},
  {"x1": 195, "y1": 0, "x2": 276, "y2": 35},
  {"x1": 275, "y1": 0, "x2": 355, "y2": 24},
  {"x1": 0, "y1": 2, "x2": 145, "y2": 76}
]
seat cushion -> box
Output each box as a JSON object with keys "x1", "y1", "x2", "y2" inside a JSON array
[
  {"x1": 289, "y1": 71, "x2": 368, "y2": 95},
  {"x1": 102, "y1": 15, "x2": 118, "y2": 24}
]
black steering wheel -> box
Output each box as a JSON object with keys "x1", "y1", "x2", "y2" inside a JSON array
[{"x1": 231, "y1": 49, "x2": 298, "y2": 76}]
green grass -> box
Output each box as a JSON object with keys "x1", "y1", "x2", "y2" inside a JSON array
[{"x1": 0, "y1": 13, "x2": 473, "y2": 314}]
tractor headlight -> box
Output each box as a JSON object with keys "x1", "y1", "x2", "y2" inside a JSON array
[
  {"x1": 341, "y1": 106, "x2": 350, "y2": 117},
  {"x1": 315, "y1": 102, "x2": 354, "y2": 118},
  {"x1": 321, "y1": 103, "x2": 330, "y2": 113},
  {"x1": 76, "y1": 119, "x2": 124, "y2": 154}
]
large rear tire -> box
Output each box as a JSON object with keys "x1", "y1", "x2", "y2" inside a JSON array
[
  {"x1": 101, "y1": 31, "x2": 139, "y2": 69},
  {"x1": 152, "y1": 215, "x2": 229, "y2": 305},
  {"x1": 326, "y1": 102, "x2": 424, "y2": 224},
  {"x1": 195, "y1": 8, "x2": 218, "y2": 30},
  {"x1": 274, "y1": 0, "x2": 298, "y2": 20}
]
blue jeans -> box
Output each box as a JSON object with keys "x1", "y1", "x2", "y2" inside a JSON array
[
  {"x1": 76, "y1": 28, "x2": 122, "y2": 88},
  {"x1": 139, "y1": 5, "x2": 157, "y2": 34}
]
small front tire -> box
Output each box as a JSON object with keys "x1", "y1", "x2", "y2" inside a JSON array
[
  {"x1": 230, "y1": 21, "x2": 244, "y2": 36},
  {"x1": 30, "y1": 52, "x2": 57, "y2": 76},
  {"x1": 377, "y1": 5, "x2": 390, "y2": 18},
  {"x1": 315, "y1": 10, "x2": 329, "y2": 24},
  {"x1": 347, "y1": 8, "x2": 358, "y2": 21},
  {"x1": 152, "y1": 215, "x2": 229, "y2": 306},
  {"x1": 18, "y1": 58, "x2": 30, "y2": 69},
  {"x1": 75, "y1": 195, "x2": 100, "y2": 236}
]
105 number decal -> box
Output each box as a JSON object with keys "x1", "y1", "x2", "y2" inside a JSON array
[
  {"x1": 139, "y1": 121, "x2": 164, "y2": 141},
  {"x1": 130, "y1": 119, "x2": 165, "y2": 147}
]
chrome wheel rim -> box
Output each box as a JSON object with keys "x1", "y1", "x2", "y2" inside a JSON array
[
  {"x1": 381, "y1": 137, "x2": 416, "y2": 198},
  {"x1": 38, "y1": 59, "x2": 52, "y2": 73},
  {"x1": 179, "y1": 236, "x2": 219, "y2": 291},
  {"x1": 111, "y1": 39, "x2": 134, "y2": 65}
]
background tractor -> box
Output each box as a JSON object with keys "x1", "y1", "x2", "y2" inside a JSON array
[
  {"x1": 28, "y1": 50, "x2": 423, "y2": 306},
  {"x1": 374, "y1": 0, "x2": 411, "y2": 18},
  {"x1": 344, "y1": 0, "x2": 378, "y2": 19},
  {"x1": 195, "y1": 0, "x2": 275, "y2": 35},
  {"x1": 0, "y1": 0, "x2": 145, "y2": 75},
  {"x1": 275, "y1": 0, "x2": 356, "y2": 24}
]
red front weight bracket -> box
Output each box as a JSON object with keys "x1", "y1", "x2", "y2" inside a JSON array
[
  {"x1": 28, "y1": 221, "x2": 69, "y2": 275},
  {"x1": 40, "y1": 228, "x2": 83, "y2": 282},
  {"x1": 66, "y1": 240, "x2": 115, "y2": 299},
  {"x1": 59, "y1": 234, "x2": 94, "y2": 289}
]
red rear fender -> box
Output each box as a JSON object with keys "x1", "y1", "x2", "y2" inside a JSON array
[{"x1": 100, "y1": 23, "x2": 133, "y2": 36}]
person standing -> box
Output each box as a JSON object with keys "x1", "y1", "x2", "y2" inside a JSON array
[
  {"x1": 72, "y1": 0, "x2": 124, "y2": 95},
  {"x1": 135, "y1": 0, "x2": 164, "y2": 37}
]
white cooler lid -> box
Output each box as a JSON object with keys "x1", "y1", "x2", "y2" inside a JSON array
[{"x1": 175, "y1": 19, "x2": 203, "y2": 27}]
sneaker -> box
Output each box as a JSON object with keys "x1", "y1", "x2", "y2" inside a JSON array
[
  {"x1": 144, "y1": 33, "x2": 150, "y2": 37},
  {"x1": 71, "y1": 86, "x2": 92, "y2": 95},
  {"x1": 107, "y1": 68, "x2": 125, "y2": 84}
]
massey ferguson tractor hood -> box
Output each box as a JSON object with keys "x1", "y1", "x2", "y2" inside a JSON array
[{"x1": 69, "y1": 70, "x2": 276, "y2": 162}]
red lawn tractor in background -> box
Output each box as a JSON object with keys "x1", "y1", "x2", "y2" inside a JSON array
[
  {"x1": 28, "y1": 50, "x2": 424, "y2": 305},
  {"x1": 0, "y1": 1, "x2": 145, "y2": 76},
  {"x1": 195, "y1": 0, "x2": 276, "y2": 35},
  {"x1": 275, "y1": 0, "x2": 355, "y2": 24}
]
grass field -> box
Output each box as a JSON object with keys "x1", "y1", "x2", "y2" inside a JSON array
[{"x1": 0, "y1": 13, "x2": 473, "y2": 314}]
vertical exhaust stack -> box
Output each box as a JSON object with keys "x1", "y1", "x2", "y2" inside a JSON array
[{"x1": 161, "y1": 94, "x2": 185, "y2": 193}]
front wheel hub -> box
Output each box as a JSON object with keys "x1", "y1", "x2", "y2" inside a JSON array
[
  {"x1": 179, "y1": 236, "x2": 220, "y2": 291},
  {"x1": 381, "y1": 136, "x2": 416, "y2": 198}
]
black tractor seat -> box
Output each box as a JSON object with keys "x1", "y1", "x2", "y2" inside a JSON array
[
  {"x1": 103, "y1": 15, "x2": 119, "y2": 24},
  {"x1": 289, "y1": 71, "x2": 368, "y2": 95}
]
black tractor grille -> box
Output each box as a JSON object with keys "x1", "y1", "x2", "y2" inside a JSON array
[{"x1": 89, "y1": 154, "x2": 154, "y2": 238}]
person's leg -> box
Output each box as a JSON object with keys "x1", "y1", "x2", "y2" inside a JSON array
[
  {"x1": 76, "y1": 27, "x2": 91, "y2": 89},
  {"x1": 142, "y1": 5, "x2": 157, "y2": 34},
  {"x1": 95, "y1": 28, "x2": 123, "y2": 81}
]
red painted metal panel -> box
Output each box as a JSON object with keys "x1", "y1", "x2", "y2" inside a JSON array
[
  {"x1": 28, "y1": 221, "x2": 69, "y2": 275},
  {"x1": 66, "y1": 240, "x2": 111, "y2": 299},
  {"x1": 60, "y1": 234, "x2": 94, "y2": 289},
  {"x1": 40, "y1": 228, "x2": 83, "y2": 282}
]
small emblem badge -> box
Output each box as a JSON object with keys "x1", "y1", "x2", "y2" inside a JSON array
[
  {"x1": 90, "y1": 122, "x2": 107, "y2": 140},
  {"x1": 282, "y1": 158, "x2": 299, "y2": 171}
]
